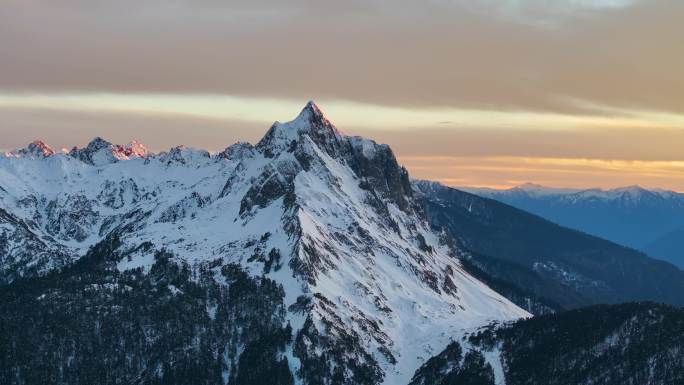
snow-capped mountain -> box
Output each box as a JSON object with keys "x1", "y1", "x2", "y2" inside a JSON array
[
  {"x1": 464, "y1": 183, "x2": 684, "y2": 269},
  {"x1": 0, "y1": 101, "x2": 527, "y2": 384},
  {"x1": 467, "y1": 183, "x2": 684, "y2": 207}
]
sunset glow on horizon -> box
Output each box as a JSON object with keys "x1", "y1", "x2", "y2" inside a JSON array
[{"x1": 400, "y1": 156, "x2": 684, "y2": 192}]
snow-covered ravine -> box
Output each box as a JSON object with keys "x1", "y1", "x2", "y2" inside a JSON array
[{"x1": 0, "y1": 101, "x2": 528, "y2": 384}]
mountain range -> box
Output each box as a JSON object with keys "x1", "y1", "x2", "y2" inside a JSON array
[
  {"x1": 0, "y1": 102, "x2": 526, "y2": 385},
  {"x1": 1, "y1": 102, "x2": 682, "y2": 385},
  {"x1": 464, "y1": 183, "x2": 684, "y2": 270},
  {"x1": 414, "y1": 181, "x2": 684, "y2": 313}
]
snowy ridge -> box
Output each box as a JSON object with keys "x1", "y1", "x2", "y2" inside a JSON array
[
  {"x1": 465, "y1": 183, "x2": 684, "y2": 206},
  {"x1": 0, "y1": 101, "x2": 528, "y2": 384}
]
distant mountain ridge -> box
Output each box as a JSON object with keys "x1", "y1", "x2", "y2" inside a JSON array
[
  {"x1": 463, "y1": 183, "x2": 684, "y2": 269},
  {"x1": 414, "y1": 180, "x2": 684, "y2": 312}
]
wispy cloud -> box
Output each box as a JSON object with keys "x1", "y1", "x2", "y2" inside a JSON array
[{"x1": 0, "y1": 93, "x2": 681, "y2": 132}]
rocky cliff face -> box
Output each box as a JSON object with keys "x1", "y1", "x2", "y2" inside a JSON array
[{"x1": 0, "y1": 102, "x2": 527, "y2": 385}]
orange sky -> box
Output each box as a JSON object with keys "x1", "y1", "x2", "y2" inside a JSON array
[{"x1": 399, "y1": 156, "x2": 684, "y2": 191}]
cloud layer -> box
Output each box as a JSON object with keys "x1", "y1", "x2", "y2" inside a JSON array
[{"x1": 2, "y1": 0, "x2": 682, "y2": 112}]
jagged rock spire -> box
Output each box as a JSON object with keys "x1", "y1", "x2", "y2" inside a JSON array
[
  {"x1": 124, "y1": 140, "x2": 148, "y2": 158},
  {"x1": 69, "y1": 137, "x2": 149, "y2": 165},
  {"x1": 294, "y1": 100, "x2": 327, "y2": 123},
  {"x1": 256, "y1": 100, "x2": 344, "y2": 158},
  {"x1": 86, "y1": 137, "x2": 112, "y2": 151},
  {"x1": 18, "y1": 140, "x2": 55, "y2": 157},
  {"x1": 68, "y1": 137, "x2": 117, "y2": 165}
]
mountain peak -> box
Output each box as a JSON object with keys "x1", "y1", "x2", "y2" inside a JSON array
[
  {"x1": 217, "y1": 141, "x2": 255, "y2": 160},
  {"x1": 124, "y1": 140, "x2": 148, "y2": 158},
  {"x1": 289, "y1": 100, "x2": 338, "y2": 134},
  {"x1": 17, "y1": 140, "x2": 55, "y2": 157},
  {"x1": 516, "y1": 182, "x2": 547, "y2": 190},
  {"x1": 507, "y1": 183, "x2": 583, "y2": 196},
  {"x1": 69, "y1": 137, "x2": 149, "y2": 165},
  {"x1": 256, "y1": 100, "x2": 344, "y2": 157},
  {"x1": 86, "y1": 137, "x2": 112, "y2": 150},
  {"x1": 158, "y1": 145, "x2": 210, "y2": 164},
  {"x1": 294, "y1": 100, "x2": 326, "y2": 123},
  {"x1": 612, "y1": 185, "x2": 647, "y2": 194}
]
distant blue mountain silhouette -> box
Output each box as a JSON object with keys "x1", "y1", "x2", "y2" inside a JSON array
[{"x1": 464, "y1": 184, "x2": 684, "y2": 270}]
